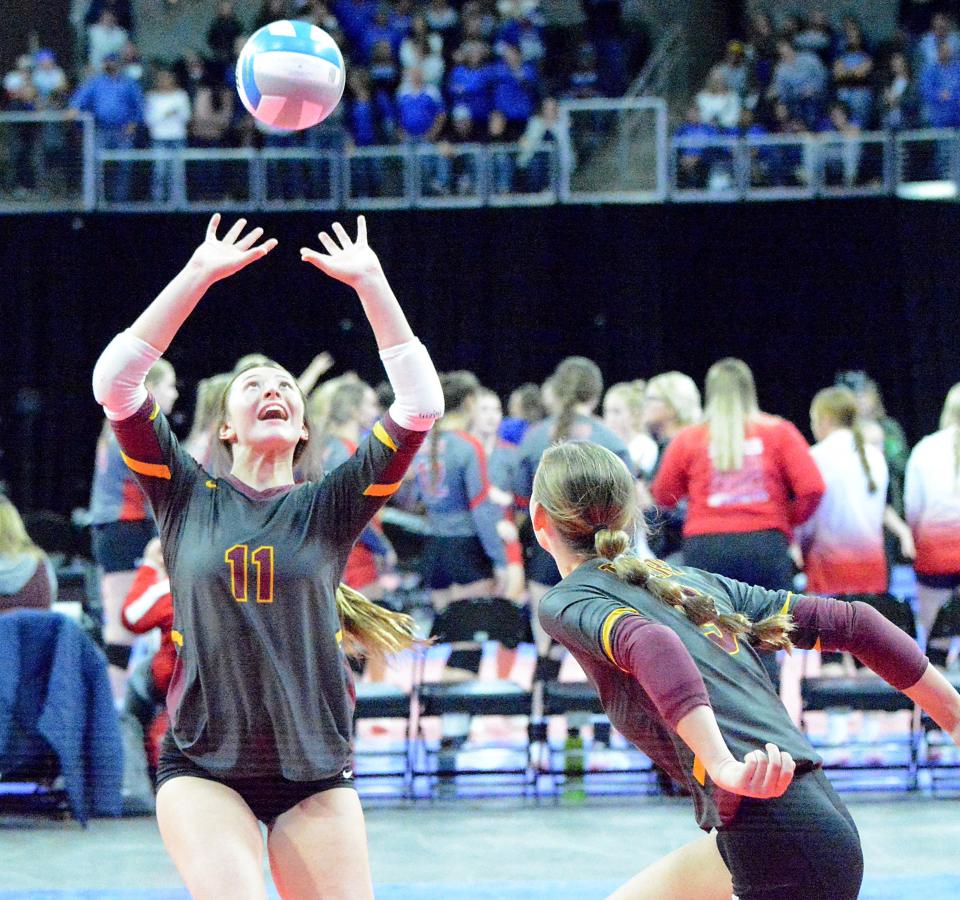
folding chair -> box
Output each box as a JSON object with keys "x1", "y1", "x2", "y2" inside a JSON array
[
  {"x1": 799, "y1": 593, "x2": 919, "y2": 786},
  {"x1": 352, "y1": 677, "x2": 415, "y2": 795},
  {"x1": 411, "y1": 597, "x2": 535, "y2": 796}
]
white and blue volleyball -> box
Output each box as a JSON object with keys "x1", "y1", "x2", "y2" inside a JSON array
[{"x1": 236, "y1": 20, "x2": 346, "y2": 131}]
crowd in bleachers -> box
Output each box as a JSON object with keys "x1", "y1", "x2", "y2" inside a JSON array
[
  {"x1": 1, "y1": 0, "x2": 644, "y2": 199},
  {"x1": 675, "y1": 8, "x2": 960, "y2": 190}
]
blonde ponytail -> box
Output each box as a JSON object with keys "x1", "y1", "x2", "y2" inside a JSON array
[
  {"x1": 335, "y1": 583, "x2": 421, "y2": 660},
  {"x1": 705, "y1": 359, "x2": 758, "y2": 473}
]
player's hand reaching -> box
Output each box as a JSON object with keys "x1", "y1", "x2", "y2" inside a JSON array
[
  {"x1": 301, "y1": 216, "x2": 385, "y2": 290},
  {"x1": 710, "y1": 743, "x2": 796, "y2": 799},
  {"x1": 189, "y1": 214, "x2": 278, "y2": 284}
]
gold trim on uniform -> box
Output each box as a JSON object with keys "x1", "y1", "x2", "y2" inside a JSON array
[
  {"x1": 148, "y1": 402, "x2": 160, "y2": 421},
  {"x1": 171, "y1": 629, "x2": 183, "y2": 648},
  {"x1": 120, "y1": 451, "x2": 171, "y2": 480},
  {"x1": 205, "y1": 479, "x2": 218, "y2": 490},
  {"x1": 692, "y1": 756, "x2": 706, "y2": 786},
  {"x1": 779, "y1": 592, "x2": 794, "y2": 616},
  {"x1": 600, "y1": 607, "x2": 636, "y2": 672},
  {"x1": 373, "y1": 421, "x2": 398, "y2": 452}
]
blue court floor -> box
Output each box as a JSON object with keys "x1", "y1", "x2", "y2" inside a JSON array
[{"x1": 2, "y1": 793, "x2": 958, "y2": 898}]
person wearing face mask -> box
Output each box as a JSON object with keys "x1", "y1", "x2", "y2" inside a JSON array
[{"x1": 91, "y1": 213, "x2": 442, "y2": 899}]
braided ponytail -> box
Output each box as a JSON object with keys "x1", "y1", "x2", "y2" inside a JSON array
[
  {"x1": 852, "y1": 424, "x2": 878, "y2": 493},
  {"x1": 533, "y1": 441, "x2": 795, "y2": 652}
]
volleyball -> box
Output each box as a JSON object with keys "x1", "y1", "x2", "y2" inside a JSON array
[{"x1": 235, "y1": 20, "x2": 346, "y2": 131}]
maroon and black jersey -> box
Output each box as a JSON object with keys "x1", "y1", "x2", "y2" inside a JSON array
[
  {"x1": 539, "y1": 558, "x2": 822, "y2": 830},
  {"x1": 112, "y1": 395, "x2": 425, "y2": 780}
]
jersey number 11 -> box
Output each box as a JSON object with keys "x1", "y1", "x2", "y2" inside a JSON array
[{"x1": 224, "y1": 544, "x2": 275, "y2": 603}]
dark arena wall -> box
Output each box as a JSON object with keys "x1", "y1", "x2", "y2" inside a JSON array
[{"x1": 3, "y1": 198, "x2": 959, "y2": 512}]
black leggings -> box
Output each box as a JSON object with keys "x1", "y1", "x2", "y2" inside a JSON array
[
  {"x1": 682, "y1": 529, "x2": 793, "y2": 590},
  {"x1": 683, "y1": 529, "x2": 793, "y2": 688},
  {"x1": 717, "y1": 768, "x2": 863, "y2": 900}
]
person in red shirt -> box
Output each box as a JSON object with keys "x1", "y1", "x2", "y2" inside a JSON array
[
  {"x1": 118, "y1": 537, "x2": 174, "y2": 812},
  {"x1": 651, "y1": 359, "x2": 825, "y2": 686}
]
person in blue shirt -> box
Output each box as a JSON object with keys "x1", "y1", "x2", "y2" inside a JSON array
[
  {"x1": 346, "y1": 68, "x2": 385, "y2": 198},
  {"x1": 490, "y1": 43, "x2": 538, "y2": 139},
  {"x1": 832, "y1": 18, "x2": 875, "y2": 127},
  {"x1": 920, "y1": 39, "x2": 960, "y2": 127},
  {"x1": 398, "y1": 66, "x2": 449, "y2": 193},
  {"x1": 447, "y1": 40, "x2": 494, "y2": 126},
  {"x1": 69, "y1": 52, "x2": 144, "y2": 201}
]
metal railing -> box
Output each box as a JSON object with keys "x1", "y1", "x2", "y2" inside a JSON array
[{"x1": 4, "y1": 110, "x2": 960, "y2": 211}]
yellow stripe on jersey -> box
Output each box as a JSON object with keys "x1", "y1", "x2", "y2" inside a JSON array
[
  {"x1": 121, "y1": 451, "x2": 171, "y2": 480},
  {"x1": 779, "y1": 591, "x2": 794, "y2": 616},
  {"x1": 149, "y1": 401, "x2": 160, "y2": 421},
  {"x1": 205, "y1": 479, "x2": 218, "y2": 490},
  {"x1": 692, "y1": 756, "x2": 706, "y2": 786},
  {"x1": 171, "y1": 629, "x2": 183, "y2": 648},
  {"x1": 335, "y1": 629, "x2": 343, "y2": 645},
  {"x1": 363, "y1": 481, "x2": 402, "y2": 497},
  {"x1": 373, "y1": 421, "x2": 398, "y2": 452},
  {"x1": 600, "y1": 607, "x2": 636, "y2": 672}
]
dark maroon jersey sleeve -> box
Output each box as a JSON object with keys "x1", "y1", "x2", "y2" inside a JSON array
[
  {"x1": 790, "y1": 595, "x2": 929, "y2": 690},
  {"x1": 611, "y1": 616, "x2": 712, "y2": 729},
  {"x1": 314, "y1": 414, "x2": 429, "y2": 547},
  {"x1": 110, "y1": 394, "x2": 201, "y2": 526}
]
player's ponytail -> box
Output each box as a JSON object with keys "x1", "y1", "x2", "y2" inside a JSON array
[
  {"x1": 550, "y1": 357, "x2": 603, "y2": 443},
  {"x1": 533, "y1": 441, "x2": 794, "y2": 651},
  {"x1": 811, "y1": 386, "x2": 876, "y2": 492},
  {"x1": 335, "y1": 583, "x2": 420, "y2": 659},
  {"x1": 705, "y1": 358, "x2": 757, "y2": 473}
]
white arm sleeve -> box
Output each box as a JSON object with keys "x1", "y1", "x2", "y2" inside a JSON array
[
  {"x1": 380, "y1": 338, "x2": 444, "y2": 432},
  {"x1": 91, "y1": 329, "x2": 163, "y2": 421}
]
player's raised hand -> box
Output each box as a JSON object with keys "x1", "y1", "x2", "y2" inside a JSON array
[
  {"x1": 189, "y1": 214, "x2": 278, "y2": 283},
  {"x1": 300, "y1": 216, "x2": 384, "y2": 289},
  {"x1": 711, "y1": 743, "x2": 796, "y2": 799}
]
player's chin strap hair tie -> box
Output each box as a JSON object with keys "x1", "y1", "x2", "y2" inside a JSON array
[{"x1": 592, "y1": 523, "x2": 611, "y2": 536}]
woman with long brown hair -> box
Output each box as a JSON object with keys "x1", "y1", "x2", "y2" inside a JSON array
[
  {"x1": 531, "y1": 440, "x2": 960, "y2": 900},
  {"x1": 514, "y1": 356, "x2": 631, "y2": 659},
  {"x1": 91, "y1": 213, "x2": 442, "y2": 898}
]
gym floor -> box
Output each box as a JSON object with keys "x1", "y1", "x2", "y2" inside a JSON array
[{"x1": 2, "y1": 790, "x2": 958, "y2": 898}]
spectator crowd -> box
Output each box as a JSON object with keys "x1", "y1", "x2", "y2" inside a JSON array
[
  {"x1": 675, "y1": 7, "x2": 960, "y2": 190},
  {"x1": 2, "y1": 0, "x2": 644, "y2": 200}
]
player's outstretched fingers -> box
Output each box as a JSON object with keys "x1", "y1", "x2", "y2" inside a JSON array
[
  {"x1": 774, "y1": 751, "x2": 795, "y2": 797},
  {"x1": 331, "y1": 221, "x2": 351, "y2": 248},
  {"x1": 356, "y1": 214, "x2": 367, "y2": 245},
  {"x1": 223, "y1": 218, "x2": 247, "y2": 244},
  {"x1": 206, "y1": 212, "x2": 221, "y2": 240},
  {"x1": 235, "y1": 226, "x2": 264, "y2": 252},
  {"x1": 318, "y1": 231, "x2": 339, "y2": 256},
  {"x1": 244, "y1": 237, "x2": 277, "y2": 261}
]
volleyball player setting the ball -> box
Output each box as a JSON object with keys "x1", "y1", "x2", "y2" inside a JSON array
[
  {"x1": 530, "y1": 441, "x2": 960, "y2": 900},
  {"x1": 92, "y1": 214, "x2": 443, "y2": 899}
]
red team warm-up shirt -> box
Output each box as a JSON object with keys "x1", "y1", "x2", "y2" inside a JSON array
[
  {"x1": 651, "y1": 415, "x2": 825, "y2": 538},
  {"x1": 121, "y1": 562, "x2": 175, "y2": 692}
]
